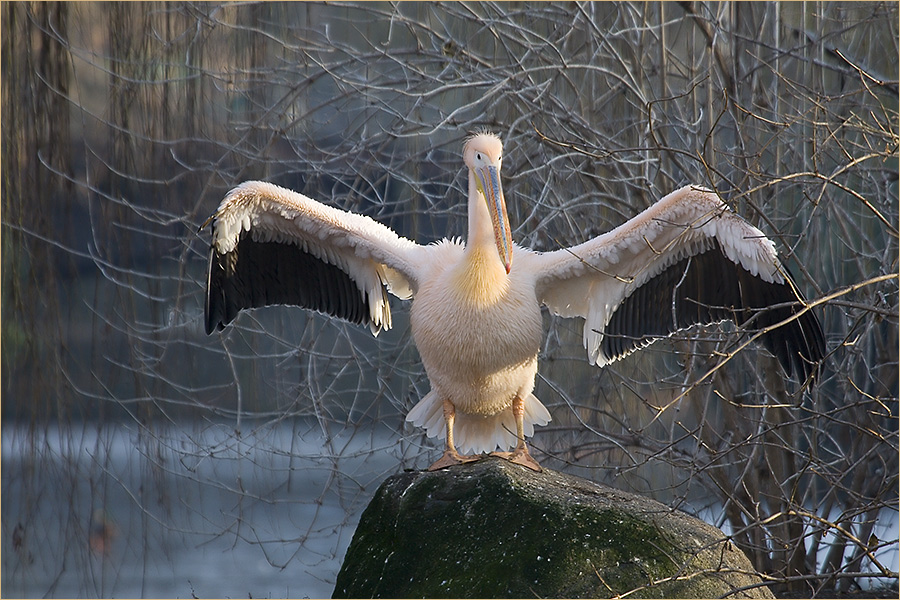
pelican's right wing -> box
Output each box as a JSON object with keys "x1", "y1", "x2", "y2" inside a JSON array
[{"x1": 202, "y1": 181, "x2": 425, "y2": 336}]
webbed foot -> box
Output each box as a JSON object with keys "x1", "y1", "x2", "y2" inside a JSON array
[
  {"x1": 427, "y1": 450, "x2": 482, "y2": 471},
  {"x1": 490, "y1": 448, "x2": 542, "y2": 472}
]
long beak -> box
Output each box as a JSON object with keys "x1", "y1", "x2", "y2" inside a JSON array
[{"x1": 475, "y1": 165, "x2": 513, "y2": 273}]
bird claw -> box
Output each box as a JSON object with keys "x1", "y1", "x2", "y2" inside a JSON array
[
  {"x1": 490, "y1": 449, "x2": 543, "y2": 472},
  {"x1": 427, "y1": 450, "x2": 482, "y2": 471}
]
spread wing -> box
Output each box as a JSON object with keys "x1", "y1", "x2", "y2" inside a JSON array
[
  {"x1": 522, "y1": 185, "x2": 825, "y2": 382},
  {"x1": 203, "y1": 181, "x2": 423, "y2": 335}
]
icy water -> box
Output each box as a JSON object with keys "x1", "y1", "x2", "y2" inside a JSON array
[
  {"x1": 1, "y1": 421, "x2": 410, "y2": 598},
  {"x1": 3, "y1": 421, "x2": 897, "y2": 598}
]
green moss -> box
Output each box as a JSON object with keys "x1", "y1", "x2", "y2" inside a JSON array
[{"x1": 333, "y1": 459, "x2": 772, "y2": 599}]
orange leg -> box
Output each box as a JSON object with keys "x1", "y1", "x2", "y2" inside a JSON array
[
  {"x1": 427, "y1": 398, "x2": 481, "y2": 471},
  {"x1": 491, "y1": 395, "x2": 542, "y2": 472}
]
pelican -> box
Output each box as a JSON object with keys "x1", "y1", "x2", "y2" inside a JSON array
[{"x1": 203, "y1": 133, "x2": 825, "y2": 472}]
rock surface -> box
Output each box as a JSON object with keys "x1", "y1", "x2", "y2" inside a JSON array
[{"x1": 333, "y1": 457, "x2": 773, "y2": 598}]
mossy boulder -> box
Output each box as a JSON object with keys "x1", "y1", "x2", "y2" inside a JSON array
[{"x1": 333, "y1": 457, "x2": 773, "y2": 598}]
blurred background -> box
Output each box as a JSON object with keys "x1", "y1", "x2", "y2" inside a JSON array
[{"x1": 2, "y1": 2, "x2": 897, "y2": 597}]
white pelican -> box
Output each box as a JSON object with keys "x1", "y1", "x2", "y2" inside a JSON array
[{"x1": 203, "y1": 133, "x2": 825, "y2": 472}]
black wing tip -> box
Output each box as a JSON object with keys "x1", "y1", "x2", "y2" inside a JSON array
[
  {"x1": 787, "y1": 307, "x2": 827, "y2": 386},
  {"x1": 204, "y1": 313, "x2": 227, "y2": 335},
  {"x1": 204, "y1": 242, "x2": 226, "y2": 335},
  {"x1": 202, "y1": 236, "x2": 377, "y2": 335},
  {"x1": 760, "y1": 264, "x2": 827, "y2": 386},
  {"x1": 601, "y1": 242, "x2": 827, "y2": 387}
]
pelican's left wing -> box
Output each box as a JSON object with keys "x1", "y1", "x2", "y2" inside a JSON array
[
  {"x1": 522, "y1": 185, "x2": 825, "y2": 382},
  {"x1": 203, "y1": 181, "x2": 424, "y2": 336}
]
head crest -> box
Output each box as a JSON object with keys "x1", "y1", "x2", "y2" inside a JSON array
[{"x1": 463, "y1": 130, "x2": 502, "y2": 156}]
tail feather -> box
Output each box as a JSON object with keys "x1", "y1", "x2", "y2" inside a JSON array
[
  {"x1": 405, "y1": 390, "x2": 444, "y2": 438},
  {"x1": 406, "y1": 392, "x2": 551, "y2": 455}
]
